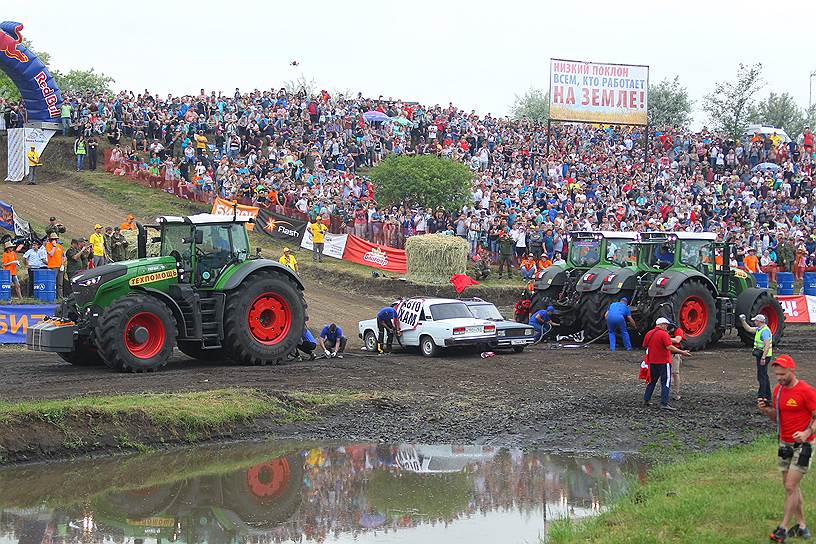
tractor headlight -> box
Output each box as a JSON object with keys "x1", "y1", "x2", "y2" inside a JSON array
[
  {"x1": 497, "y1": 330, "x2": 506, "y2": 337},
  {"x1": 77, "y1": 276, "x2": 101, "y2": 287}
]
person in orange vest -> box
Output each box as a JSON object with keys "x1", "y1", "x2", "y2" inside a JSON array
[
  {"x1": 119, "y1": 214, "x2": 136, "y2": 231},
  {"x1": 744, "y1": 247, "x2": 760, "y2": 274},
  {"x1": 519, "y1": 253, "x2": 536, "y2": 279},
  {"x1": 2, "y1": 242, "x2": 23, "y2": 299},
  {"x1": 45, "y1": 232, "x2": 65, "y2": 298}
]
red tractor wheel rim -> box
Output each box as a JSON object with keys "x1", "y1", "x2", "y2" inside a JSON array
[
  {"x1": 247, "y1": 293, "x2": 292, "y2": 345},
  {"x1": 123, "y1": 312, "x2": 166, "y2": 359},
  {"x1": 679, "y1": 296, "x2": 708, "y2": 337},
  {"x1": 246, "y1": 458, "x2": 290, "y2": 499},
  {"x1": 760, "y1": 305, "x2": 780, "y2": 335}
]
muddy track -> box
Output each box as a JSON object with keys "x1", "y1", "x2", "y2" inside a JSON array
[{"x1": 2, "y1": 323, "x2": 814, "y2": 457}]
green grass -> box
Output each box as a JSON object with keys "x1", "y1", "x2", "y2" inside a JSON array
[
  {"x1": 0, "y1": 388, "x2": 297, "y2": 430},
  {"x1": 546, "y1": 437, "x2": 807, "y2": 544}
]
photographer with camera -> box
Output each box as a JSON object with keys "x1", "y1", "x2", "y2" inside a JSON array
[
  {"x1": 740, "y1": 313, "x2": 773, "y2": 401},
  {"x1": 758, "y1": 355, "x2": 816, "y2": 542},
  {"x1": 45, "y1": 217, "x2": 66, "y2": 237}
]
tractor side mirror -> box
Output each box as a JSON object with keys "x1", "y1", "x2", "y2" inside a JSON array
[{"x1": 194, "y1": 230, "x2": 204, "y2": 245}]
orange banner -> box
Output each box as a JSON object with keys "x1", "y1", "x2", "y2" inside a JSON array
[{"x1": 211, "y1": 198, "x2": 259, "y2": 231}]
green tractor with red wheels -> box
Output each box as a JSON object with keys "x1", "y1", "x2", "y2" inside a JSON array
[
  {"x1": 26, "y1": 214, "x2": 306, "y2": 372},
  {"x1": 600, "y1": 231, "x2": 785, "y2": 350}
]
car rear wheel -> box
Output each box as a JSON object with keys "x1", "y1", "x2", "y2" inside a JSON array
[
  {"x1": 420, "y1": 335, "x2": 439, "y2": 357},
  {"x1": 363, "y1": 330, "x2": 377, "y2": 352}
]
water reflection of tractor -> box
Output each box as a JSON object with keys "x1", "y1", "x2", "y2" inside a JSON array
[
  {"x1": 529, "y1": 231, "x2": 636, "y2": 336},
  {"x1": 600, "y1": 231, "x2": 785, "y2": 350},
  {"x1": 92, "y1": 453, "x2": 303, "y2": 540}
]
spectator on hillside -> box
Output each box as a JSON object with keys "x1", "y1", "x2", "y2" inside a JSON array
[
  {"x1": 2, "y1": 242, "x2": 23, "y2": 299},
  {"x1": 45, "y1": 232, "x2": 65, "y2": 299},
  {"x1": 74, "y1": 135, "x2": 87, "y2": 171},
  {"x1": 109, "y1": 226, "x2": 128, "y2": 262},
  {"x1": 65, "y1": 238, "x2": 90, "y2": 294},
  {"x1": 88, "y1": 224, "x2": 106, "y2": 267},
  {"x1": 26, "y1": 145, "x2": 41, "y2": 185},
  {"x1": 22, "y1": 239, "x2": 46, "y2": 297},
  {"x1": 279, "y1": 247, "x2": 298, "y2": 272}
]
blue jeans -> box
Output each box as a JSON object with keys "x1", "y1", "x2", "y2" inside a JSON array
[
  {"x1": 644, "y1": 363, "x2": 671, "y2": 406},
  {"x1": 531, "y1": 322, "x2": 551, "y2": 342},
  {"x1": 607, "y1": 317, "x2": 631, "y2": 351},
  {"x1": 61, "y1": 117, "x2": 70, "y2": 136},
  {"x1": 76, "y1": 154, "x2": 85, "y2": 170}
]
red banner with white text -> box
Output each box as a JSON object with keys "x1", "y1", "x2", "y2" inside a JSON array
[
  {"x1": 775, "y1": 295, "x2": 816, "y2": 323},
  {"x1": 341, "y1": 235, "x2": 407, "y2": 273}
]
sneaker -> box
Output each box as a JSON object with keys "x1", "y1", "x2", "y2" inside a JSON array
[
  {"x1": 660, "y1": 404, "x2": 678, "y2": 411},
  {"x1": 788, "y1": 525, "x2": 812, "y2": 540},
  {"x1": 336, "y1": 354, "x2": 343, "y2": 359},
  {"x1": 770, "y1": 526, "x2": 787, "y2": 542}
]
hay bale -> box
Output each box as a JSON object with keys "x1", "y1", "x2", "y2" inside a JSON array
[
  {"x1": 121, "y1": 229, "x2": 160, "y2": 259},
  {"x1": 405, "y1": 234, "x2": 468, "y2": 284}
]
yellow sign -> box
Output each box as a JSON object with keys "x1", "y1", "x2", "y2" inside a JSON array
[
  {"x1": 733, "y1": 269, "x2": 748, "y2": 279},
  {"x1": 129, "y1": 269, "x2": 178, "y2": 286}
]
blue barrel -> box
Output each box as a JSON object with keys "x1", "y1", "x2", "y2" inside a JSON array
[
  {"x1": 753, "y1": 272, "x2": 769, "y2": 289},
  {"x1": 0, "y1": 269, "x2": 10, "y2": 301},
  {"x1": 804, "y1": 272, "x2": 816, "y2": 296},
  {"x1": 777, "y1": 272, "x2": 795, "y2": 296},
  {"x1": 33, "y1": 268, "x2": 57, "y2": 302}
]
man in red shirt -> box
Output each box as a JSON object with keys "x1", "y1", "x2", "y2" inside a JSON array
[
  {"x1": 642, "y1": 317, "x2": 691, "y2": 410},
  {"x1": 759, "y1": 355, "x2": 816, "y2": 542}
]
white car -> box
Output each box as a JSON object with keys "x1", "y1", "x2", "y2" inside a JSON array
[{"x1": 358, "y1": 297, "x2": 497, "y2": 357}]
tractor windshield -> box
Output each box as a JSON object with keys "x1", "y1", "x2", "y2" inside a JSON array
[
  {"x1": 196, "y1": 224, "x2": 250, "y2": 284},
  {"x1": 569, "y1": 239, "x2": 601, "y2": 268},
  {"x1": 605, "y1": 238, "x2": 635, "y2": 267},
  {"x1": 640, "y1": 242, "x2": 676, "y2": 270},
  {"x1": 680, "y1": 240, "x2": 714, "y2": 273}
]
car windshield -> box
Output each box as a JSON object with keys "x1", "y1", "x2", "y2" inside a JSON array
[
  {"x1": 605, "y1": 238, "x2": 635, "y2": 267},
  {"x1": 569, "y1": 239, "x2": 601, "y2": 267},
  {"x1": 430, "y1": 303, "x2": 473, "y2": 320},
  {"x1": 467, "y1": 304, "x2": 503, "y2": 320}
]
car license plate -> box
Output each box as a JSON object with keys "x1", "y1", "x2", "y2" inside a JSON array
[
  {"x1": 511, "y1": 339, "x2": 527, "y2": 345},
  {"x1": 466, "y1": 326, "x2": 482, "y2": 334}
]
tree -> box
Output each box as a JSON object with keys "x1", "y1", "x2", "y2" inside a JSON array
[
  {"x1": 53, "y1": 68, "x2": 115, "y2": 96},
  {"x1": 284, "y1": 74, "x2": 316, "y2": 97},
  {"x1": 510, "y1": 87, "x2": 549, "y2": 122},
  {"x1": 648, "y1": 76, "x2": 693, "y2": 128},
  {"x1": 370, "y1": 155, "x2": 473, "y2": 211},
  {"x1": 750, "y1": 92, "x2": 813, "y2": 139},
  {"x1": 702, "y1": 63, "x2": 764, "y2": 140}
]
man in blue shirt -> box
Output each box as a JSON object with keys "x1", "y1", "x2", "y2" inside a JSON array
[
  {"x1": 376, "y1": 306, "x2": 400, "y2": 353},
  {"x1": 296, "y1": 327, "x2": 317, "y2": 361},
  {"x1": 320, "y1": 323, "x2": 347, "y2": 359},
  {"x1": 605, "y1": 297, "x2": 636, "y2": 351},
  {"x1": 528, "y1": 305, "x2": 559, "y2": 342}
]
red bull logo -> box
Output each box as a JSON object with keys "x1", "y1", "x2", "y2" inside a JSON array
[{"x1": 0, "y1": 23, "x2": 29, "y2": 63}]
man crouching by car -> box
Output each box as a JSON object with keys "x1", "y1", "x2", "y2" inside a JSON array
[{"x1": 759, "y1": 354, "x2": 816, "y2": 542}]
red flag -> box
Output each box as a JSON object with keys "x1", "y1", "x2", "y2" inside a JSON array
[
  {"x1": 450, "y1": 274, "x2": 479, "y2": 294},
  {"x1": 638, "y1": 361, "x2": 651, "y2": 382}
]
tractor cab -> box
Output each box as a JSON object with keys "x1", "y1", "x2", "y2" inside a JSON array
[{"x1": 155, "y1": 214, "x2": 252, "y2": 287}]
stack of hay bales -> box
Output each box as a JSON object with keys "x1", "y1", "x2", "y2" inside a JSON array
[
  {"x1": 121, "y1": 228, "x2": 161, "y2": 260},
  {"x1": 405, "y1": 234, "x2": 468, "y2": 284}
]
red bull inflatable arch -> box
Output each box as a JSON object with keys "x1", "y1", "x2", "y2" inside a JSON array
[{"x1": 0, "y1": 21, "x2": 62, "y2": 122}]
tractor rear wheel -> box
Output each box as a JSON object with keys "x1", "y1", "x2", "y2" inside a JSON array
[
  {"x1": 737, "y1": 292, "x2": 786, "y2": 347},
  {"x1": 223, "y1": 454, "x2": 304, "y2": 526},
  {"x1": 578, "y1": 291, "x2": 612, "y2": 341},
  {"x1": 96, "y1": 294, "x2": 177, "y2": 372},
  {"x1": 224, "y1": 270, "x2": 306, "y2": 365},
  {"x1": 666, "y1": 280, "x2": 717, "y2": 351},
  {"x1": 178, "y1": 341, "x2": 230, "y2": 362}
]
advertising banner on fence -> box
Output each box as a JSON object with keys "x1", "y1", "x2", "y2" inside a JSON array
[
  {"x1": 0, "y1": 304, "x2": 56, "y2": 344},
  {"x1": 341, "y1": 235, "x2": 407, "y2": 273},
  {"x1": 300, "y1": 226, "x2": 348, "y2": 260},
  {"x1": 211, "y1": 198, "x2": 259, "y2": 231},
  {"x1": 776, "y1": 295, "x2": 816, "y2": 323},
  {"x1": 256, "y1": 209, "x2": 308, "y2": 244},
  {"x1": 549, "y1": 59, "x2": 649, "y2": 125},
  {"x1": 0, "y1": 200, "x2": 14, "y2": 232}
]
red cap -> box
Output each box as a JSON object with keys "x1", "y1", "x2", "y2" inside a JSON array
[{"x1": 772, "y1": 354, "x2": 796, "y2": 370}]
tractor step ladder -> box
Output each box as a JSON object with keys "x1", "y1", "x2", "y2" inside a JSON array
[
  {"x1": 199, "y1": 292, "x2": 225, "y2": 349},
  {"x1": 717, "y1": 297, "x2": 735, "y2": 331}
]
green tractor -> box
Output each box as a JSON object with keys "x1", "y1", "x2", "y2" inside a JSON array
[
  {"x1": 26, "y1": 214, "x2": 306, "y2": 371},
  {"x1": 529, "y1": 231, "x2": 636, "y2": 336},
  {"x1": 600, "y1": 231, "x2": 785, "y2": 350}
]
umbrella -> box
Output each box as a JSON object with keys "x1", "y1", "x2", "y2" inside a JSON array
[
  {"x1": 752, "y1": 162, "x2": 780, "y2": 172},
  {"x1": 392, "y1": 116, "x2": 413, "y2": 126},
  {"x1": 363, "y1": 110, "x2": 391, "y2": 123}
]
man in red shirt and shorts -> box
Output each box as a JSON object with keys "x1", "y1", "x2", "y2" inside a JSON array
[
  {"x1": 642, "y1": 317, "x2": 691, "y2": 411},
  {"x1": 759, "y1": 354, "x2": 816, "y2": 542}
]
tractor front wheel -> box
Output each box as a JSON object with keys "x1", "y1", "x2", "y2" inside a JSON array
[
  {"x1": 224, "y1": 271, "x2": 306, "y2": 365},
  {"x1": 96, "y1": 294, "x2": 177, "y2": 372},
  {"x1": 58, "y1": 338, "x2": 104, "y2": 366},
  {"x1": 666, "y1": 280, "x2": 717, "y2": 351}
]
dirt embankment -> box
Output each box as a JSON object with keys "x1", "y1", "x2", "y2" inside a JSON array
[{"x1": 2, "y1": 323, "x2": 813, "y2": 464}]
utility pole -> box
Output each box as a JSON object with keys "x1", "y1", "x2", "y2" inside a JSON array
[{"x1": 810, "y1": 70, "x2": 816, "y2": 112}]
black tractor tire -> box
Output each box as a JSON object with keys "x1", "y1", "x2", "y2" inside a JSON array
[
  {"x1": 224, "y1": 270, "x2": 306, "y2": 365},
  {"x1": 737, "y1": 292, "x2": 786, "y2": 347},
  {"x1": 578, "y1": 291, "x2": 613, "y2": 341},
  {"x1": 58, "y1": 340, "x2": 104, "y2": 366},
  {"x1": 664, "y1": 280, "x2": 717, "y2": 351},
  {"x1": 530, "y1": 287, "x2": 559, "y2": 314},
  {"x1": 178, "y1": 341, "x2": 230, "y2": 362},
  {"x1": 222, "y1": 454, "x2": 304, "y2": 527},
  {"x1": 96, "y1": 294, "x2": 177, "y2": 372}
]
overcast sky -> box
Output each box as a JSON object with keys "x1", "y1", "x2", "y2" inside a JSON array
[{"x1": 5, "y1": 0, "x2": 816, "y2": 126}]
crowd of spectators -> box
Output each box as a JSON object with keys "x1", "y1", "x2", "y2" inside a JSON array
[{"x1": 5, "y1": 85, "x2": 816, "y2": 280}]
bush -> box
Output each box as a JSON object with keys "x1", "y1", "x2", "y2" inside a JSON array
[
  {"x1": 405, "y1": 234, "x2": 468, "y2": 284},
  {"x1": 369, "y1": 155, "x2": 472, "y2": 211}
]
